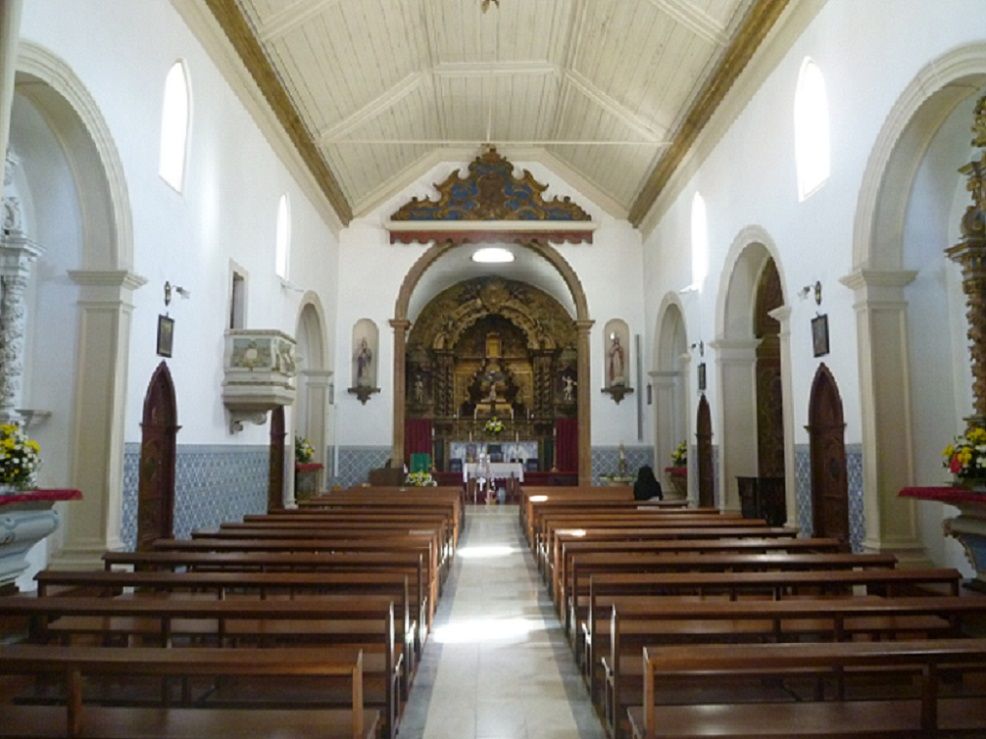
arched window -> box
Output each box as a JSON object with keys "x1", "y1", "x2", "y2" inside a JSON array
[
  {"x1": 159, "y1": 61, "x2": 190, "y2": 192},
  {"x1": 275, "y1": 194, "x2": 290, "y2": 279},
  {"x1": 794, "y1": 58, "x2": 830, "y2": 200},
  {"x1": 690, "y1": 191, "x2": 708, "y2": 289}
]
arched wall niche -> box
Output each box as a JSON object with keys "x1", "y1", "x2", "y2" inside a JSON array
[
  {"x1": 392, "y1": 239, "x2": 593, "y2": 484},
  {"x1": 13, "y1": 42, "x2": 144, "y2": 570},
  {"x1": 653, "y1": 296, "x2": 689, "y2": 495},
  {"x1": 713, "y1": 226, "x2": 793, "y2": 516},
  {"x1": 845, "y1": 41, "x2": 986, "y2": 565}
]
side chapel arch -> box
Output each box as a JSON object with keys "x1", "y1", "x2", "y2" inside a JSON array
[
  {"x1": 847, "y1": 43, "x2": 986, "y2": 559},
  {"x1": 15, "y1": 42, "x2": 143, "y2": 567},
  {"x1": 653, "y1": 295, "x2": 689, "y2": 494}
]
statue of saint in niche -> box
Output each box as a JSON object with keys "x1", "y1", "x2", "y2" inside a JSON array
[
  {"x1": 355, "y1": 337, "x2": 373, "y2": 386},
  {"x1": 607, "y1": 333, "x2": 625, "y2": 387}
]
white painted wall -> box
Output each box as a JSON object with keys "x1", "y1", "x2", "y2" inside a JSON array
[
  {"x1": 335, "y1": 157, "x2": 647, "y2": 449},
  {"x1": 641, "y1": 0, "x2": 985, "y2": 568},
  {"x1": 20, "y1": 0, "x2": 340, "y2": 449}
]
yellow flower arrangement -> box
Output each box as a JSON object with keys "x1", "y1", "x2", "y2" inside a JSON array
[
  {"x1": 670, "y1": 440, "x2": 687, "y2": 467},
  {"x1": 942, "y1": 426, "x2": 986, "y2": 485},
  {"x1": 0, "y1": 423, "x2": 41, "y2": 488},
  {"x1": 484, "y1": 417, "x2": 504, "y2": 435},
  {"x1": 404, "y1": 470, "x2": 437, "y2": 487}
]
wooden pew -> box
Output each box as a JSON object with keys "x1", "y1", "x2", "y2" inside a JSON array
[
  {"x1": 0, "y1": 595, "x2": 400, "y2": 739},
  {"x1": 151, "y1": 536, "x2": 440, "y2": 625},
  {"x1": 0, "y1": 644, "x2": 376, "y2": 739},
  {"x1": 101, "y1": 550, "x2": 430, "y2": 648},
  {"x1": 601, "y1": 595, "x2": 986, "y2": 737},
  {"x1": 627, "y1": 639, "x2": 986, "y2": 738},
  {"x1": 35, "y1": 568, "x2": 417, "y2": 693},
  {"x1": 553, "y1": 537, "x2": 843, "y2": 606},
  {"x1": 561, "y1": 545, "x2": 857, "y2": 619}
]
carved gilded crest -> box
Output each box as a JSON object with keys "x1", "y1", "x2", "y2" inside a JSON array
[{"x1": 391, "y1": 148, "x2": 591, "y2": 223}]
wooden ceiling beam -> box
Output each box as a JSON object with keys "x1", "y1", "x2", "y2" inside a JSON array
[
  {"x1": 629, "y1": 0, "x2": 789, "y2": 226},
  {"x1": 644, "y1": 0, "x2": 728, "y2": 47},
  {"x1": 205, "y1": 0, "x2": 352, "y2": 224},
  {"x1": 316, "y1": 71, "x2": 428, "y2": 144},
  {"x1": 256, "y1": 0, "x2": 341, "y2": 43},
  {"x1": 563, "y1": 69, "x2": 668, "y2": 143}
]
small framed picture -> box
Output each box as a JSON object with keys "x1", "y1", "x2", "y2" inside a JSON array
[
  {"x1": 812, "y1": 314, "x2": 829, "y2": 357},
  {"x1": 157, "y1": 315, "x2": 175, "y2": 358},
  {"x1": 697, "y1": 362, "x2": 707, "y2": 391}
]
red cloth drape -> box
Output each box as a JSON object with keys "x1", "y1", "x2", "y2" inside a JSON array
[
  {"x1": 404, "y1": 418, "x2": 433, "y2": 462},
  {"x1": 555, "y1": 418, "x2": 578, "y2": 472}
]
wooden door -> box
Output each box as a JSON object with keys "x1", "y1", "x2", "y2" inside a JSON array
[
  {"x1": 137, "y1": 362, "x2": 179, "y2": 551},
  {"x1": 268, "y1": 406, "x2": 285, "y2": 512},
  {"x1": 696, "y1": 394, "x2": 714, "y2": 508},
  {"x1": 808, "y1": 364, "x2": 850, "y2": 545}
]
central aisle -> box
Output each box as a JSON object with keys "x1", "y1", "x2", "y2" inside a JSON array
[{"x1": 400, "y1": 505, "x2": 607, "y2": 739}]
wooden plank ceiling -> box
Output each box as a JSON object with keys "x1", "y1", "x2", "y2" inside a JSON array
[{"x1": 218, "y1": 0, "x2": 780, "y2": 225}]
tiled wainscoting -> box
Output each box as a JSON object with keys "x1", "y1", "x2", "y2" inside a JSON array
[
  {"x1": 333, "y1": 446, "x2": 393, "y2": 489},
  {"x1": 121, "y1": 444, "x2": 269, "y2": 549},
  {"x1": 590, "y1": 446, "x2": 654, "y2": 486},
  {"x1": 794, "y1": 443, "x2": 864, "y2": 551}
]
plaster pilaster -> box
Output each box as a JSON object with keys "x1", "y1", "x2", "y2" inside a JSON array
[
  {"x1": 840, "y1": 268, "x2": 928, "y2": 564},
  {"x1": 53, "y1": 269, "x2": 145, "y2": 569},
  {"x1": 0, "y1": 0, "x2": 22, "y2": 190},
  {"x1": 710, "y1": 339, "x2": 758, "y2": 513},
  {"x1": 576, "y1": 319, "x2": 593, "y2": 485},
  {"x1": 390, "y1": 318, "x2": 410, "y2": 467}
]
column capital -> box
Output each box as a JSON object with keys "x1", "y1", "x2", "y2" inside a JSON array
[
  {"x1": 839, "y1": 268, "x2": 917, "y2": 306},
  {"x1": 575, "y1": 319, "x2": 594, "y2": 333},
  {"x1": 390, "y1": 318, "x2": 411, "y2": 332}
]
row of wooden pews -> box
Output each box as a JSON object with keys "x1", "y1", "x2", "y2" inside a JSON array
[
  {"x1": 519, "y1": 486, "x2": 986, "y2": 739},
  {"x1": 0, "y1": 485, "x2": 461, "y2": 739}
]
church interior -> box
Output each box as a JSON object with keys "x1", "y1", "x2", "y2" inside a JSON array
[{"x1": 2, "y1": 0, "x2": 986, "y2": 737}]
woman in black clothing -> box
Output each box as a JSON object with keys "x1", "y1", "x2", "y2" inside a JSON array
[{"x1": 633, "y1": 464, "x2": 663, "y2": 501}]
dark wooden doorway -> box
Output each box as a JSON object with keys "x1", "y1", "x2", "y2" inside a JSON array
[
  {"x1": 807, "y1": 364, "x2": 850, "y2": 546},
  {"x1": 268, "y1": 406, "x2": 285, "y2": 512},
  {"x1": 696, "y1": 394, "x2": 714, "y2": 508},
  {"x1": 137, "y1": 362, "x2": 179, "y2": 551}
]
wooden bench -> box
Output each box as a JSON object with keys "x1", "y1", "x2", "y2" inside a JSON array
[
  {"x1": 600, "y1": 594, "x2": 982, "y2": 738},
  {"x1": 0, "y1": 644, "x2": 377, "y2": 739},
  {"x1": 627, "y1": 639, "x2": 986, "y2": 738},
  {"x1": 552, "y1": 536, "x2": 843, "y2": 606},
  {"x1": 0, "y1": 595, "x2": 401, "y2": 739},
  {"x1": 151, "y1": 536, "x2": 440, "y2": 625},
  {"x1": 564, "y1": 552, "x2": 899, "y2": 631},
  {"x1": 35, "y1": 568, "x2": 417, "y2": 693},
  {"x1": 103, "y1": 550, "x2": 431, "y2": 644}
]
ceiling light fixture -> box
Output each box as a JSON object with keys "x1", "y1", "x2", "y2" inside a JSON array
[
  {"x1": 480, "y1": 0, "x2": 499, "y2": 12},
  {"x1": 472, "y1": 247, "x2": 514, "y2": 264}
]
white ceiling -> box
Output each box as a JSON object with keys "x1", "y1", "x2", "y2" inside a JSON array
[{"x1": 234, "y1": 0, "x2": 754, "y2": 218}]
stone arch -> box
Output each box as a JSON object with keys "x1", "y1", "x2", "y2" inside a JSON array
[
  {"x1": 713, "y1": 226, "x2": 793, "y2": 515},
  {"x1": 845, "y1": 42, "x2": 986, "y2": 562},
  {"x1": 292, "y1": 293, "x2": 330, "y2": 503},
  {"x1": 653, "y1": 294, "x2": 689, "y2": 494},
  {"x1": 13, "y1": 43, "x2": 143, "y2": 567},
  {"x1": 392, "y1": 239, "x2": 593, "y2": 483}
]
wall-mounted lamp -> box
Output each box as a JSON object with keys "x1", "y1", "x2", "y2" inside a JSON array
[
  {"x1": 690, "y1": 340, "x2": 704, "y2": 357},
  {"x1": 798, "y1": 280, "x2": 822, "y2": 306},
  {"x1": 164, "y1": 281, "x2": 191, "y2": 307}
]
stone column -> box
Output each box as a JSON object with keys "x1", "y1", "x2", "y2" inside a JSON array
[
  {"x1": 651, "y1": 368, "x2": 679, "y2": 491},
  {"x1": 0, "y1": 153, "x2": 41, "y2": 424},
  {"x1": 390, "y1": 318, "x2": 410, "y2": 467},
  {"x1": 840, "y1": 268, "x2": 927, "y2": 564},
  {"x1": 576, "y1": 319, "x2": 593, "y2": 485},
  {"x1": 0, "y1": 0, "x2": 23, "y2": 191},
  {"x1": 768, "y1": 305, "x2": 798, "y2": 528}
]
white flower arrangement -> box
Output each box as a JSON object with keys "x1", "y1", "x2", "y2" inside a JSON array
[{"x1": 484, "y1": 417, "x2": 504, "y2": 435}]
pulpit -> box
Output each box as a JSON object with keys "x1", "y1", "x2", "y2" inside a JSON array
[{"x1": 900, "y1": 487, "x2": 986, "y2": 591}]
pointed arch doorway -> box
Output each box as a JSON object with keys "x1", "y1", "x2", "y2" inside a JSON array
[
  {"x1": 137, "y1": 362, "x2": 179, "y2": 551},
  {"x1": 696, "y1": 394, "x2": 714, "y2": 507},
  {"x1": 807, "y1": 364, "x2": 850, "y2": 547}
]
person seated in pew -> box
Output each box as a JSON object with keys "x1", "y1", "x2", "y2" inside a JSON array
[{"x1": 632, "y1": 465, "x2": 663, "y2": 502}]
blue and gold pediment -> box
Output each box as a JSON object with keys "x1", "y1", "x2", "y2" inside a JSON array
[{"x1": 391, "y1": 148, "x2": 591, "y2": 223}]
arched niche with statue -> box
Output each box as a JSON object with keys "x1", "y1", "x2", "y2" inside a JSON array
[
  {"x1": 348, "y1": 318, "x2": 380, "y2": 404},
  {"x1": 602, "y1": 318, "x2": 633, "y2": 404}
]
